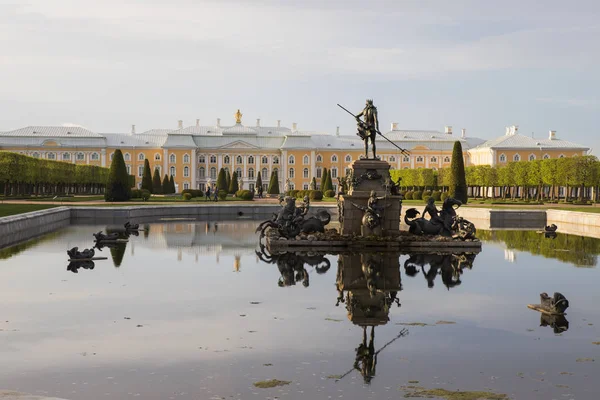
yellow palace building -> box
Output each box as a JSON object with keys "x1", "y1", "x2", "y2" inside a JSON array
[{"x1": 0, "y1": 111, "x2": 589, "y2": 192}]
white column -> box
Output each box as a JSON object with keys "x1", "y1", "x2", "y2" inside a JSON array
[
  {"x1": 281, "y1": 150, "x2": 287, "y2": 191},
  {"x1": 217, "y1": 154, "x2": 222, "y2": 171},
  {"x1": 191, "y1": 148, "x2": 197, "y2": 188},
  {"x1": 410, "y1": 156, "x2": 414, "y2": 169},
  {"x1": 101, "y1": 149, "x2": 106, "y2": 167},
  {"x1": 163, "y1": 149, "x2": 168, "y2": 175},
  {"x1": 311, "y1": 150, "x2": 316, "y2": 180},
  {"x1": 243, "y1": 154, "x2": 247, "y2": 179}
]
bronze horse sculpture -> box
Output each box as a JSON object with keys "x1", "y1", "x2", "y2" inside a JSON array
[
  {"x1": 404, "y1": 197, "x2": 476, "y2": 240},
  {"x1": 256, "y1": 196, "x2": 331, "y2": 239}
]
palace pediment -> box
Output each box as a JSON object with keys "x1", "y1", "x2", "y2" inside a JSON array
[{"x1": 219, "y1": 140, "x2": 259, "y2": 149}]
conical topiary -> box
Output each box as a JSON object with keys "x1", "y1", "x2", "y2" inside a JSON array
[
  {"x1": 320, "y1": 168, "x2": 328, "y2": 191},
  {"x1": 311, "y1": 177, "x2": 317, "y2": 190},
  {"x1": 104, "y1": 149, "x2": 131, "y2": 202},
  {"x1": 255, "y1": 172, "x2": 263, "y2": 192},
  {"x1": 141, "y1": 158, "x2": 153, "y2": 192},
  {"x1": 169, "y1": 175, "x2": 175, "y2": 193},
  {"x1": 152, "y1": 168, "x2": 162, "y2": 194},
  {"x1": 267, "y1": 170, "x2": 280, "y2": 194},
  {"x1": 217, "y1": 168, "x2": 228, "y2": 192},
  {"x1": 324, "y1": 170, "x2": 334, "y2": 192},
  {"x1": 449, "y1": 141, "x2": 468, "y2": 203},
  {"x1": 162, "y1": 174, "x2": 170, "y2": 194},
  {"x1": 225, "y1": 169, "x2": 231, "y2": 191},
  {"x1": 229, "y1": 171, "x2": 239, "y2": 194}
]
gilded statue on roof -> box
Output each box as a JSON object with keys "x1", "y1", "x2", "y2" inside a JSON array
[{"x1": 235, "y1": 109, "x2": 243, "y2": 124}]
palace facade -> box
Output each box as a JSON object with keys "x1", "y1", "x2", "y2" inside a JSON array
[{"x1": 0, "y1": 113, "x2": 589, "y2": 192}]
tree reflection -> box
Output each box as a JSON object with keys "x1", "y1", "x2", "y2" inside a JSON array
[{"x1": 478, "y1": 230, "x2": 600, "y2": 267}]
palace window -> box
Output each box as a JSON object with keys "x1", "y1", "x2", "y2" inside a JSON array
[
  {"x1": 443, "y1": 156, "x2": 450, "y2": 163},
  {"x1": 431, "y1": 156, "x2": 437, "y2": 163},
  {"x1": 170, "y1": 166, "x2": 176, "y2": 176},
  {"x1": 248, "y1": 168, "x2": 255, "y2": 179},
  {"x1": 403, "y1": 156, "x2": 410, "y2": 162},
  {"x1": 303, "y1": 168, "x2": 309, "y2": 178},
  {"x1": 198, "y1": 155, "x2": 206, "y2": 163},
  {"x1": 236, "y1": 167, "x2": 242, "y2": 177},
  {"x1": 138, "y1": 166, "x2": 144, "y2": 177},
  {"x1": 248, "y1": 156, "x2": 254, "y2": 164},
  {"x1": 331, "y1": 154, "x2": 338, "y2": 162},
  {"x1": 63, "y1": 153, "x2": 71, "y2": 160},
  {"x1": 47, "y1": 153, "x2": 56, "y2": 160},
  {"x1": 273, "y1": 156, "x2": 279, "y2": 164},
  {"x1": 416, "y1": 156, "x2": 424, "y2": 162},
  {"x1": 155, "y1": 166, "x2": 161, "y2": 175},
  {"x1": 126, "y1": 165, "x2": 131, "y2": 174},
  {"x1": 224, "y1": 155, "x2": 230, "y2": 164},
  {"x1": 389, "y1": 156, "x2": 395, "y2": 162},
  {"x1": 345, "y1": 168, "x2": 351, "y2": 176},
  {"x1": 183, "y1": 183, "x2": 189, "y2": 190},
  {"x1": 303, "y1": 184, "x2": 309, "y2": 190},
  {"x1": 529, "y1": 154, "x2": 536, "y2": 161},
  {"x1": 316, "y1": 154, "x2": 323, "y2": 162},
  {"x1": 513, "y1": 154, "x2": 521, "y2": 162},
  {"x1": 261, "y1": 156, "x2": 268, "y2": 164},
  {"x1": 236, "y1": 155, "x2": 243, "y2": 164},
  {"x1": 303, "y1": 155, "x2": 309, "y2": 164},
  {"x1": 183, "y1": 154, "x2": 190, "y2": 163},
  {"x1": 288, "y1": 155, "x2": 295, "y2": 164},
  {"x1": 543, "y1": 154, "x2": 550, "y2": 160},
  {"x1": 183, "y1": 166, "x2": 189, "y2": 177},
  {"x1": 210, "y1": 155, "x2": 217, "y2": 163},
  {"x1": 123, "y1": 153, "x2": 130, "y2": 161},
  {"x1": 32, "y1": 152, "x2": 40, "y2": 158},
  {"x1": 210, "y1": 167, "x2": 217, "y2": 179},
  {"x1": 109, "y1": 153, "x2": 114, "y2": 161},
  {"x1": 199, "y1": 167, "x2": 205, "y2": 178},
  {"x1": 77, "y1": 152, "x2": 85, "y2": 160},
  {"x1": 499, "y1": 154, "x2": 506, "y2": 163},
  {"x1": 169, "y1": 154, "x2": 175, "y2": 163},
  {"x1": 316, "y1": 167, "x2": 322, "y2": 178},
  {"x1": 262, "y1": 168, "x2": 268, "y2": 179},
  {"x1": 273, "y1": 168, "x2": 279, "y2": 176},
  {"x1": 331, "y1": 168, "x2": 338, "y2": 178},
  {"x1": 138, "y1": 153, "x2": 145, "y2": 161},
  {"x1": 289, "y1": 168, "x2": 295, "y2": 178},
  {"x1": 155, "y1": 153, "x2": 161, "y2": 161},
  {"x1": 345, "y1": 155, "x2": 352, "y2": 163}
]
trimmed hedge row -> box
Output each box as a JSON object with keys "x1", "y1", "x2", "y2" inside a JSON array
[{"x1": 0, "y1": 152, "x2": 126, "y2": 196}]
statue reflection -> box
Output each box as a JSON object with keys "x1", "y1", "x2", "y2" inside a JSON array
[
  {"x1": 336, "y1": 252, "x2": 403, "y2": 384},
  {"x1": 404, "y1": 253, "x2": 477, "y2": 289},
  {"x1": 67, "y1": 260, "x2": 95, "y2": 273},
  {"x1": 540, "y1": 313, "x2": 569, "y2": 334},
  {"x1": 256, "y1": 243, "x2": 331, "y2": 288}
]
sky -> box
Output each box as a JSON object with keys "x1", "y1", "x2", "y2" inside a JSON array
[{"x1": 0, "y1": 0, "x2": 598, "y2": 151}]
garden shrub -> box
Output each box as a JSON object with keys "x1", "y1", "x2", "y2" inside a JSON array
[
  {"x1": 183, "y1": 193, "x2": 192, "y2": 201},
  {"x1": 432, "y1": 190, "x2": 442, "y2": 201},
  {"x1": 309, "y1": 190, "x2": 323, "y2": 200},
  {"x1": 218, "y1": 190, "x2": 228, "y2": 200},
  {"x1": 324, "y1": 190, "x2": 335, "y2": 198}
]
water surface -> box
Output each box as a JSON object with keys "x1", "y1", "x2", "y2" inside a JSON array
[{"x1": 0, "y1": 223, "x2": 598, "y2": 399}]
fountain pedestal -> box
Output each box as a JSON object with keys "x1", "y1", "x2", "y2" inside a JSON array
[{"x1": 339, "y1": 159, "x2": 401, "y2": 235}]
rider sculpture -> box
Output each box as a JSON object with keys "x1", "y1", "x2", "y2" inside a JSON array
[
  {"x1": 352, "y1": 191, "x2": 388, "y2": 236},
  {"x1": 404, "y1": 197, "x2": 477, "y2": 240}
]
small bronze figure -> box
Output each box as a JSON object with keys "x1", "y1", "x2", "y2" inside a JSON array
[{"x1": 355, "y1": 99, "x2": 379, "y2": 159}]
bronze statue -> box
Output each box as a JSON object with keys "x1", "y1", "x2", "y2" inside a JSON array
[
  {"x1": 352, "y1": 191, "x2": 388, "y2": 236},
  {"x1": 256, "y1": 196, "x2": 331, "y2": 239},
  {"x1": 404, "y1": 197, "x2": 477, "y2": 240},
  {"x1": 355, "y1": 99, "x2": 379, "y2": 159}
]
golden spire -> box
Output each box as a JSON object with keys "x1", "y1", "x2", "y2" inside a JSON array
[{"x1": 235, "y1": 109, "x2": 243, "y2": 124}]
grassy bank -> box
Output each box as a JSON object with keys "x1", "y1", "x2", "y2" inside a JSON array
[{"x1": 0, "y1": 204, "x2": 58, "y2": 217}]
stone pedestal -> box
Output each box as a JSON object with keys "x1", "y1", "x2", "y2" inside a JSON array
[{"x1": 339, "y1": 159, "x2": 402, "y2": 235}]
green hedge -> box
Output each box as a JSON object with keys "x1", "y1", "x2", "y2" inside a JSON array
[
  {"x1": 0, "y1": 152, "x2": 114, "y2": 196},
  {"x1": 181, "y1": 189, "x2": 204, "y2": 198}
]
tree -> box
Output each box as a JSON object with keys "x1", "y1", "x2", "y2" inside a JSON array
[
  {"x1": 162, "y1": 174, "x2": 170, "y2": 194},
  {"x1": 311, "y1": 177, "x2": 317, "y2": 190},
  {"x1": 141, "y1": 159, "x2": 153, "y2": 192},
  {"x1": 267, "y1": 170, "x2": 280, "y2": 194},
  {"x1": 541, "y1": 159, "x2": 559, "y2": 200},
  {"x1": 217, "y1": 168, "x2": 227, "y2": 192},
  {"x1": 225, "y1": 169, "x2": 231, "y2": 191},
  {"x1": 169, "y1": 175, "x2": 176, "y2": 193},
  {"x1": 255, "y1": 172, "x2": 263, "y2": 191},
  {"x1": 104, "y1": 149, "x2": 131, "y2": 202},
  {"x1": 321, "y1": 168, "x2": 328, "y2": 190},
  {"x1": 229, "y1": 171, "x2": 239, "y2": 194},
  {"x1": 324, "y1": 170, "x2": 333, "y2": 192},
  {"x1": 448, "y1": 141, "x2": 467, "y2": 203},
  {"x1": 152, "y1": 168, "x2": 162, "y2": 194}
]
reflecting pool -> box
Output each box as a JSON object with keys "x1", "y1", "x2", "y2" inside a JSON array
[{"x1": 0, "y1": 223, "x2": 599, "y2": 399}]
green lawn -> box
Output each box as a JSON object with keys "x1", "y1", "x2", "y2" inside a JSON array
[{"x1": 0, "y1": 204, "x2": 58, "y2": 217}]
